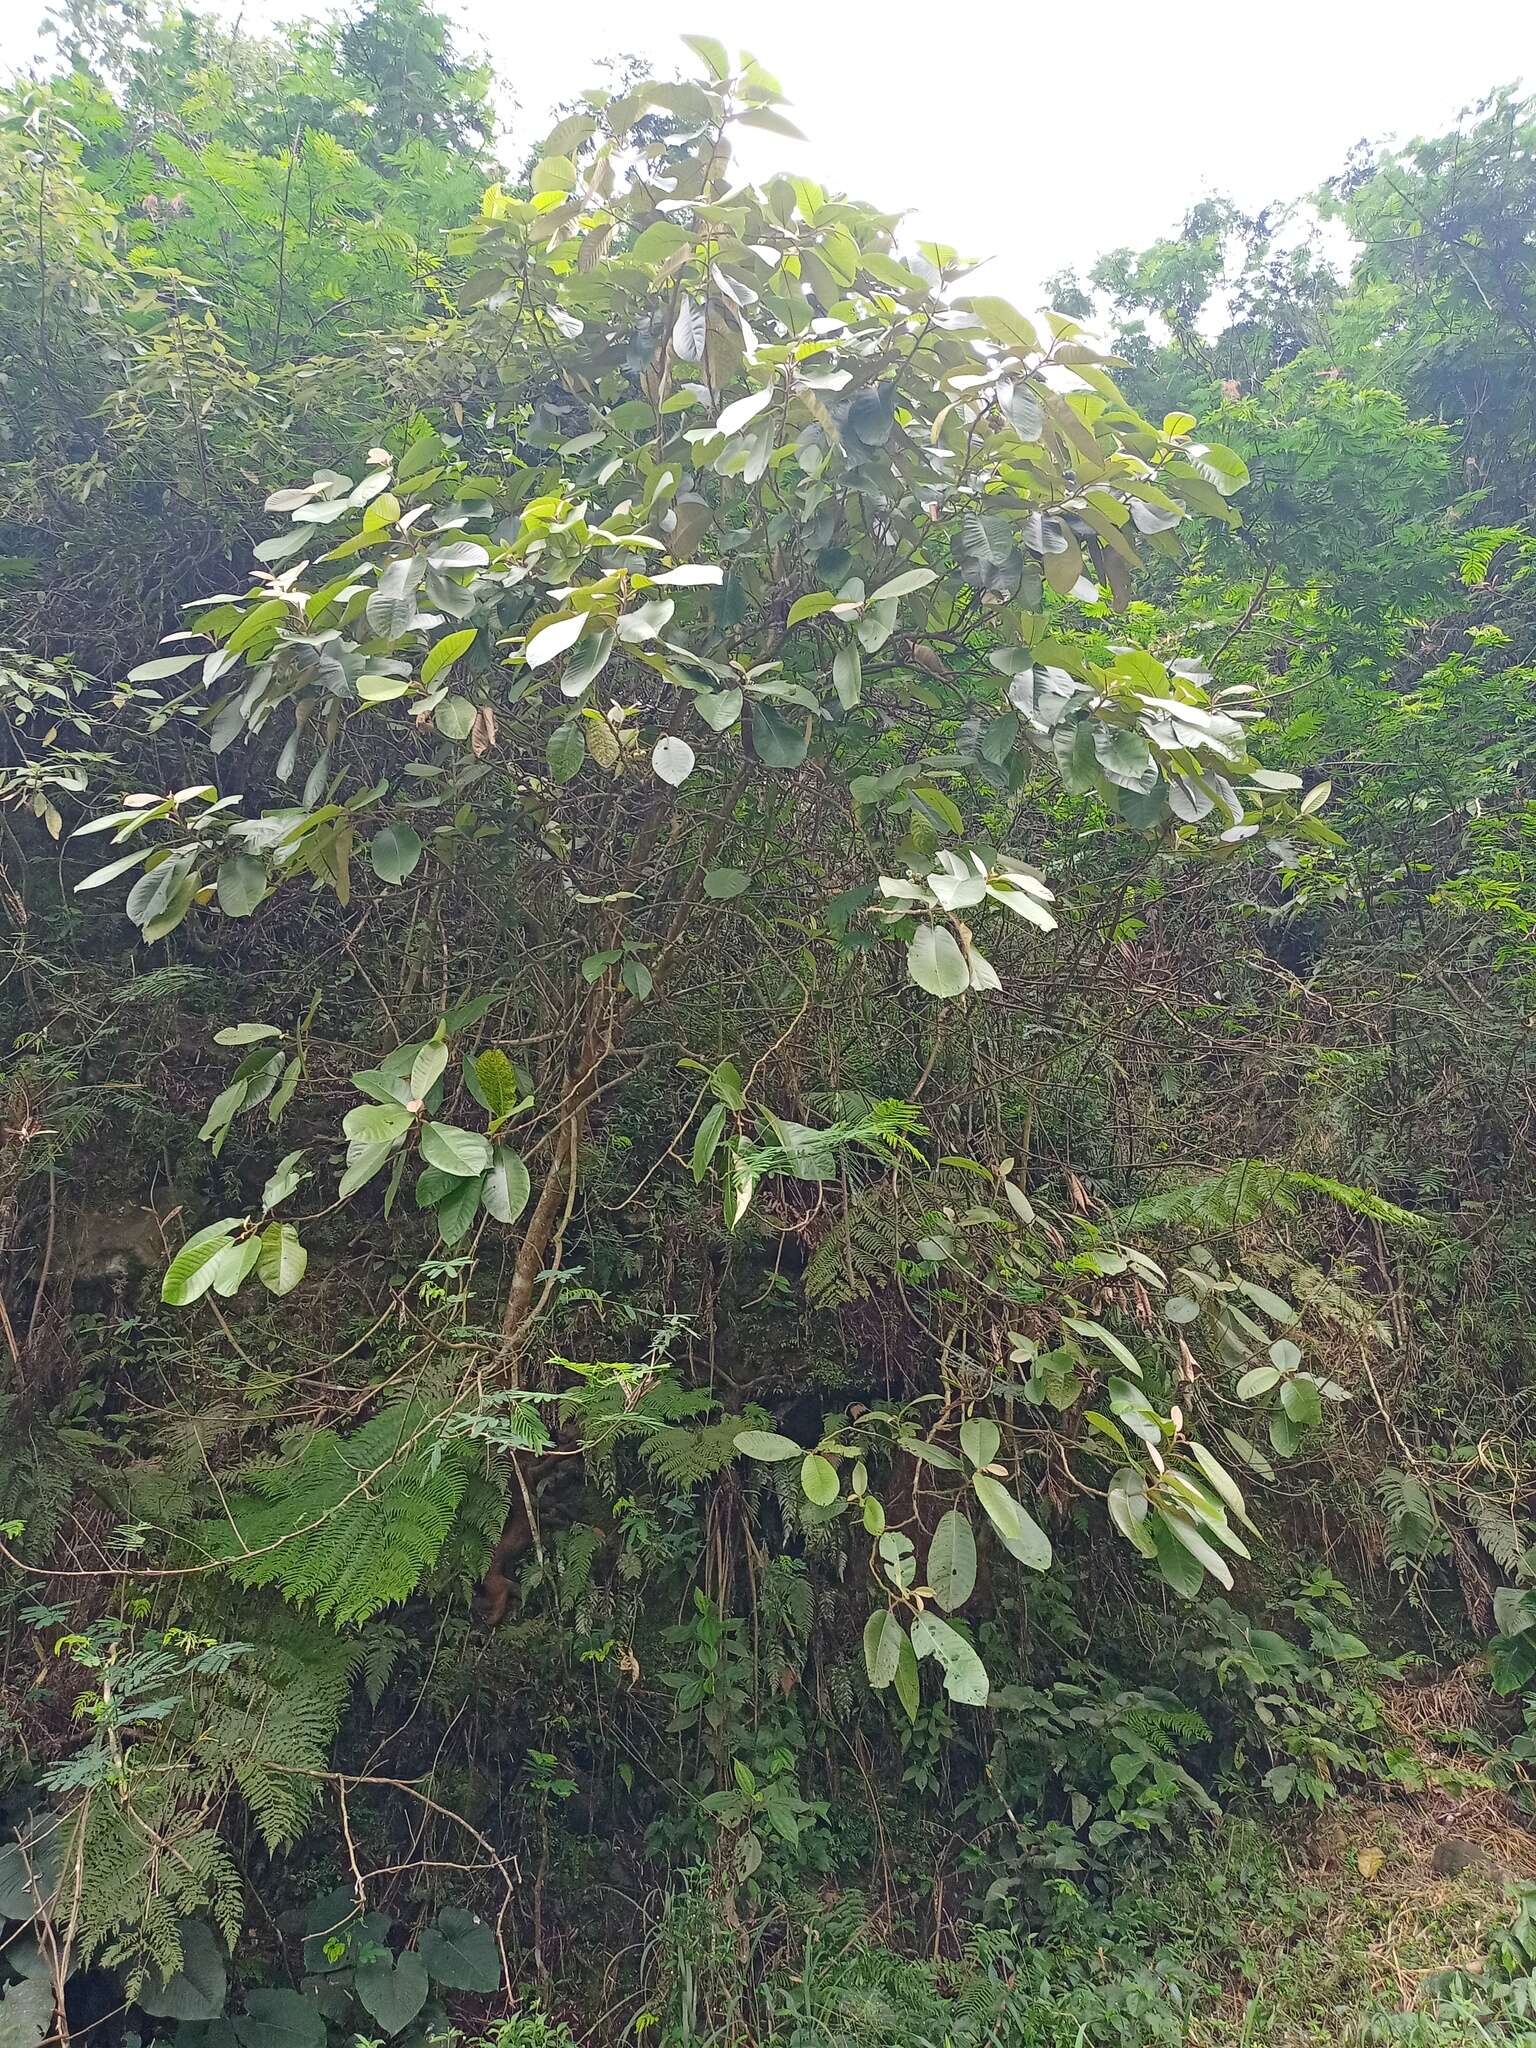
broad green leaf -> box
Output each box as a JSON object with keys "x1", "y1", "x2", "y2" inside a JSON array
[
  {"x1": 256, "y1": 1222, "x2": 306, "y2": 1297},
  {"x1": 907, "y1": 924, "x2": 968, "y2": 998},
  {"x1": 892, "y1": 1632, "x2": 920, "y2": 1722},
  {"x1": 832, "y1": 644, "x2": 862, "y2": 709},
  {"x1": 962, "y1": 295, "x2": 1041, "y2": 352},
  {"x1": 751, "y1": 701, "x2": 808, "y2": 769},
  {"x1": 434, "y1": 1173, "x2": 482, "y2": 1245},
  {"x1": 343, "y1": 1103, "x2": 413, "y2": 1144},
  {"x1": 420, "y1": 1123, "x2": 493, "y2": 1178},
  {"x1": 1107, "y1": 1468, "x2": 1156, "y2": 1555},
  {"x1": 1188, "y1": 1442, "x2": 1255, "y2": 1531},
  {"x1": 716, "y1": 385, "x2": 775, "y2": 436},
  {"x1": 136, "y1": 1920, "x2": 227, "y2": 2022},
  {"x1": 734, "y1": 1429, "x2": 801, "y2": 1463},
  {"x1": 209, "y1": 1235, "x2": 261, "y2": 1298},
  {"x1": 691, "y1": 1101, "x2": 727, "y2": 1181},
  {"x1": 0, "y1": 1961, "x2": 53, "y2": 2048},
  {"x1": 695, "y1": 688, "x2": 742, "y2": 732},
  {"x1": 547, "y1": 722, "x2": 585, "y2": 782},
  {"x1": 708, "y1": 1059, "x2": 747, "y2": 1112},
  {"x1": 338, "y1": 1141, "x2": 394, "y2": 1200},
  {"x1": 959, "y1": 1417, "x2": 1000, "y2": 1469},
  {"x1": 526, "y1": 613, "x2": 587, "y2": 669},
  {"x1": 162, "y1": 1221, "x2": 239, "y2": 1306},
  {"x1": 703, "y1": 867, "x2": 750, "y2": 899},
  {"x1": 128, "y1": 654, "x2": 201, "y2": 681},
  {"x1": 410, "y1": 1040, "x2": 448, "y2": 1101},
  {"x1": 1060, "y1": 1313, "x2": 1146, "y2": 1377},
  {"x1": 353, "y1": 1952, "x2": 427, "y2": 2038},
  {"x1": 1235, "y1": 1364, "x2": 1282, "y2": 1400},
  {"x1": 199, "y1": 1079, "x2": 248, "y2": 1142},
  {"x1": 0, "y1": 1836, "x2": 55, "y2": 1923},
  {"x1": 1238, "y1": 1280, "x2": 1297, "y2": 1324},
  {"x1": 1161, "y1": 1508, "x2": 1234, "y2": 1590},
  {"x1": 869, "y1": 567, "x2": 937, "y2": 603},
  {"x1": 927, "y1": 1510, "x2": 977, "y2": 1612},
  {"x1": 1150, "y1": 1514, "x2": 1205, "y2": 1599},
  {"x1": 1280, "y1": 1376, "x2": 1323, "y2": 1428},
  {"x1": 682, "y1": 32, "x2": 729, "y2": 76},
  {"x1": 416, "y1": 1908, "x2": 500, "y2": 1994},
  {"x1": 1095, "y1": 727, "x2": 1158, "y2": 794},
  {"x1": 370, "y1": 823, "x2": 423, "y2": 884},
  {"x1": 481, "y1": 1145, "x2": 530, "y2": 1226},
  {"x1": 532, "y1": 154, "x2": 576, "y2": 195},
  {"x1": 214, "y1": 1022, "x2": 282, "y2": 1046},
  {"x1": 262, "y1": 1150, "x2": 306, "y2": 1211},
  {"x1": 434, "y1": 696, "x2": 475, "y2": 740},
  {"x1": 800, "y1": 1452, "x2": 840, "y2": 1506},
  {"x1": 562, "y1": 626, "x2": 614, "y2": 696},
  {"x1": 217, "y1": 854, "x2": 267, "y2": 917},
  {"x1": 74, "y1": 846, "x2": 155, "y2": 893},
  {"x1": 972, "y1": 1472, "x2": 1052, "y2": 1571},
  {"x1": 421, "y1": 629, "x2": 477, "y2": 686},
  {"x1": 863, "y1": 1609, "x2": 905, "y2": 1688},
  {"x1": 234, "y1": 1988, "x2": 326, "y2": 2048},
  {"x1": 909, "y1": 1611, "x2": 988, "y2": 1707},
  {"x1": 903, "y1": 1438, "x2": 963, "y2": 1471},
  {"x1": 652, "y1": 736, "x2": 695, "y2": 785},
  {"x1": 648, "y1": 563, "x2": 721, "y2": 586}
]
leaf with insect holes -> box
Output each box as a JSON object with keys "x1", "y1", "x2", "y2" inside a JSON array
[
  {"x1": 909, "y1": 1611, "x2": 988, "y2": 1706},
  {"x1": 927, "y1": 1510, "x2": 977, "y2": 1611},
  {"x1": 652, "y1": 736, "x2": 695, "y2": 786}
]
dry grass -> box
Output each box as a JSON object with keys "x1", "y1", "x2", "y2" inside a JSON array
[{"x1": 1185, "y1": 1796, "x2": 1528, "y2": 2046}]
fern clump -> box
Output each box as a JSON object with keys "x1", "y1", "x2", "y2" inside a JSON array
[{"x1": 194, "y1": 1401, "x2": 504, "y2": 1625}]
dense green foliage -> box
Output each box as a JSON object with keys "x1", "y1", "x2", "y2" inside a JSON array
[{"x1": 2, "y1": 13, "x2": 1534, "y2": 2044}]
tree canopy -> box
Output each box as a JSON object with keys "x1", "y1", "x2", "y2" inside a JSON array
[{"x1": 2, "y1": 15, "x2": 1534, "y2": 2047}]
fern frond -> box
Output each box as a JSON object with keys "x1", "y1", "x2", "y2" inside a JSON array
[
  {"x1": 1459, "y1": 525, "x2": 1528, "y2": 586},
  {"x1": 194, "y1": 1401, "x2": 487, "y2": 1625},
  {"x1": 804, "y1": 1180, "x2": 910, "y2": 1308},
  {"x1": 641, "y1": 1420, "x2": 742, "y2": 1490},
  {"x1": 1463, "y1": 1489, "x2": 1527, "y2": 1576},
  {"x1": 1117, "y1": 1160, "x2": 1428, "y2": 1237},
  {"x1": 1377, "y1": 1466, "x2": 1443, "y2": 1571}
]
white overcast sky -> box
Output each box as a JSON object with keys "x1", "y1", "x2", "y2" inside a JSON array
[{"x1": 1, "y1": 0, "x2": 1532, "y2": 297}]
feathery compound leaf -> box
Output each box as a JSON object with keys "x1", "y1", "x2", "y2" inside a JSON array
[{"x1": 194, "y1": 1403, "x2": 494, "y2": 1625}]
